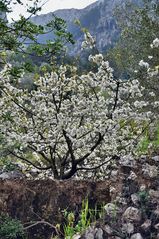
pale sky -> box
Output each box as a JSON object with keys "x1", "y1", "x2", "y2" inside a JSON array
[{"x1": 8, "y1": 0, "x2": 97, "y2": 21}]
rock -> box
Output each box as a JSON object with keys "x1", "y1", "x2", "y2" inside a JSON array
[
  {"x1": 0, "y1": 171, "x2": 25, "y2": 179},
  {"x1": 154, "y1": 206, "x2": 159, "y2": 217},
  {"x1": 141, "y1": 219, "x2": 151, "y2": 231},
  {"x1": 115, "y1": 196, "x2": 127, "y2": 205},
  {"x1": 73, "y1": 234, "x2": 81, "y2": 239},
  {"x1": 110, "y1": 170, "x2": 118, "y2": 181},
  {"x1": 95, "y1": 228, "x2": 103, "y2": 239},
  {"x1": 109, "y1": 186, "x2": 116, "y2": 195},
  {"x1": 152, "y1": 155, "x2": 159, "y2": 162},
  {"x1": 119, "y1": 155, "x2": 136, "y2": 168},
  {"x1": 81, "y1": 226, "x2": 95, "y2": 239},
  {"x1": 128, "y1": 171, "x2": 137, "y2": 180},
  {"x1": 154, "y1": 223, "x2": 159, "y2": 230},
  {"x1": 131, "y1": 194, "x2": 139, "y2": 206},
  {"x1": 142, "y1": 164, "x2": 158, "y2": 178},
  {"x1": 122, "y1": 207, "x2": 141, "y2": 222},
  {"x1": 139, "y1": 155, "x2": 147, "y2": 163},
  {"x1": 0, "y1": 172, "x2": 11, "y2": 179},
  {"x1": 104, "y1": 225, "x2": 112, "y2": 235},
  {"x1": 104, "y1": 203, "x2": 118, "y2": 216},
  {"x1": 122, "y1": 222, "x2": 134, "y2": 234},
  {"x1": 130, "y1": 233, "x2": 143, "y2": 239},
  {"x1": 140, "y1": 185, "x2": 146, "y2": 191},
  {"x1": 149, "y1": 190, "x2": 159, "y2": 200}
]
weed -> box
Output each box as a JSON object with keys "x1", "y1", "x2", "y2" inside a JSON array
[{"x1": 63, "y1": 199, "x2": 102, "y2": 239}]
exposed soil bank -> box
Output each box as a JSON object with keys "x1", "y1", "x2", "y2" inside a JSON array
[{"x1": 0, "y1": 179, "x2": 110, "y2": 238}]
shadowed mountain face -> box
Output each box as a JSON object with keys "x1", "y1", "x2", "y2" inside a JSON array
[
  {"x1": 31, "y1": 0, "x2": 124, "y2": 55},
  {"x1": 31, "y1": 0, "x2": 141, "y2": 55}
]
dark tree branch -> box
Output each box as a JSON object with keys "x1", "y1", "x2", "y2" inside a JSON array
[
  {"x1": 113, "y1": 81, "x2": 120, "y2": 111},
  {"x1": 49, "y1": 145, "x2": 59, "y2": 179},
  {"x1": 23, "y1": 220, "x2": 59, "y2": 235},
  {"x1": 1, "y1": 88, "x2": 34, "y2": 116},
  {"x1": 76, "y1": 132, "x2": 103, "y2": 164},
  {"x1": 28, "y1": 145, "x2": 51, "y2": 164},
  {"x1": 63, "y1": 129, "x2": 76, "y2": 162},
  {"x1": 8, "y1": 150, "x2": 51, "y2": 170},
  {"x1": 76, "y1": 158, "x2": 112, "y2": 171}
]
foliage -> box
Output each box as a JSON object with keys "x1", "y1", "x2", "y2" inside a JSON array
[
  {"x1": 0, "y1": 214, "x2": 25, "y2": 239},
  {"x1": 109, "y1": 0, "x2": 159, "y2": 74},
  {"x1": 138, "y1": 123, "x2": 159, "y2": 154},
  {"x1": 0, "y1": 0, "x2": 75, "y2": 76},
  {"x1": 0, "y1": 156, "x2": 19, "y2": 171},
  {"x1": 107, "y1": 0, "x2": 159, "y2": 102}
]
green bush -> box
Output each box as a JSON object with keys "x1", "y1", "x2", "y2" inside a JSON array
[{"x1": 0, "y1": 214, "x2": 25, "y2": 239}]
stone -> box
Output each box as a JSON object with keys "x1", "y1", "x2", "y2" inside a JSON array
[
  {"x1": 152, "y1": 155, "x2": 159, "y2": 162},
  {"x1": 154, "y1": 223, "x2": 159, "y2": 230},
  {"x1": 82, "y1": 227, "x2": 95, "y2": 239},
  {"x1": 131, "y1": 194, "x2": 139, "y2": 206},
  {"x1": 142, "y1": 164, "x2": 158, "y2": 178},
  {"x1": 149, "y1": 190, "x2": 159, "y2": 199},
  {"x1": 104, "y1": 203, "x2": 118, "y2": 216},
  {"x1": 0, "y1": 171, "x2": 25, "y2": 179},
  {"x1": 130, "y1": 233, "x2": 143, "y2": 239},
  {"x1": 0, "y1": 172, "x2": 10, "y2": 179},
  {"x1": 139, "y1": 155, "x2": 147, "y2": 163},
  {"x1": 154, "y1": 206, "x2": 159, "y2": 217},
  {"x1": 104, "y1": 225, "x2": 112, "y2": 235},
  {"x1": 122, "y1": 207, "x2": 141, "y2": 222},
  {"x1": 128, "y1": 171, "x2": 137, "y2": 180},
  {"x1": 95, "y1": 228, "x2": 103, "y2": 239},
  {"x1": 140, "y1": 185, "x2": 146, "y2": 191},
  {"x1": 115, "y1": 196, "x2": 127, "y2": 205},
  {"x1": 73, "y1": 234, "x2": 81, "y2": 239},
  {"x1": 110, "y1": 170, "x2": 118, "y2": 181},
  {"x1": 122, "y1": 222, "x2": 134, "y2": 234},
  {"x1": 141, "y1": 219, "x2": 151, "y2": 231},
  {"x1": 119, "y1": 155, "x2": 136, "y2": 168}
]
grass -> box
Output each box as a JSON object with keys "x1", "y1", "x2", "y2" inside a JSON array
[
  {"x1": 63, "y1": 199, "x2": 104, "y2": 239},
  {"x1": 137, "y1": 123, "x2": 159, "y2": 154}
]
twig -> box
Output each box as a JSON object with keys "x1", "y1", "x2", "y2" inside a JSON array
[{"x1": 23, "y1": 220, "x2": 59, "y2": 235}]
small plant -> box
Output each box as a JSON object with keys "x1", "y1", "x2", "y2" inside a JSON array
[
  {"x1": 63, "y1": 199, "x2": 101, "y2": 239},
  {"x1": 0, "y1": 214, "x2": 25, "y2": 239}
]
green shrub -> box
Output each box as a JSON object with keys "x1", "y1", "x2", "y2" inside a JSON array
[{"x1": 0, "y1": 214, "x2": 25, "y2": 239}]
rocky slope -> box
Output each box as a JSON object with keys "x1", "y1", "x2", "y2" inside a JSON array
[{"x1": 77, "y1": 154, "x2": 159, "y2": 239}]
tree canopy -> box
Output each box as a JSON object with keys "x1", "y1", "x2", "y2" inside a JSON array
[{"x1": 0, "y1": 0, "x2": 75, "y2": 76}]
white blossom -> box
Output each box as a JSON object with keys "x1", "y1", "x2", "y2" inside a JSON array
[
  {"x1": 139, "y1": 60, "x2": 149, "y2": 68},
  {"x1": 150, "y1": 38, "x2": 159, "y2": 48}
]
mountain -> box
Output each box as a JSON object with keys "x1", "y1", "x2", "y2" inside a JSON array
[{"x1": 31, "y1": 0, "x2": 136, "y2": 55}]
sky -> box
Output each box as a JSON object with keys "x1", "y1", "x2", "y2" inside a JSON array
[{"x1": 8, "y1": 0, "x2": 97, "y2": 21}]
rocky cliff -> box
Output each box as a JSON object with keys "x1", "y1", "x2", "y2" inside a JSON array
[{"x1": 31, "y1": 0, "x2": 125, "y2": 55}]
